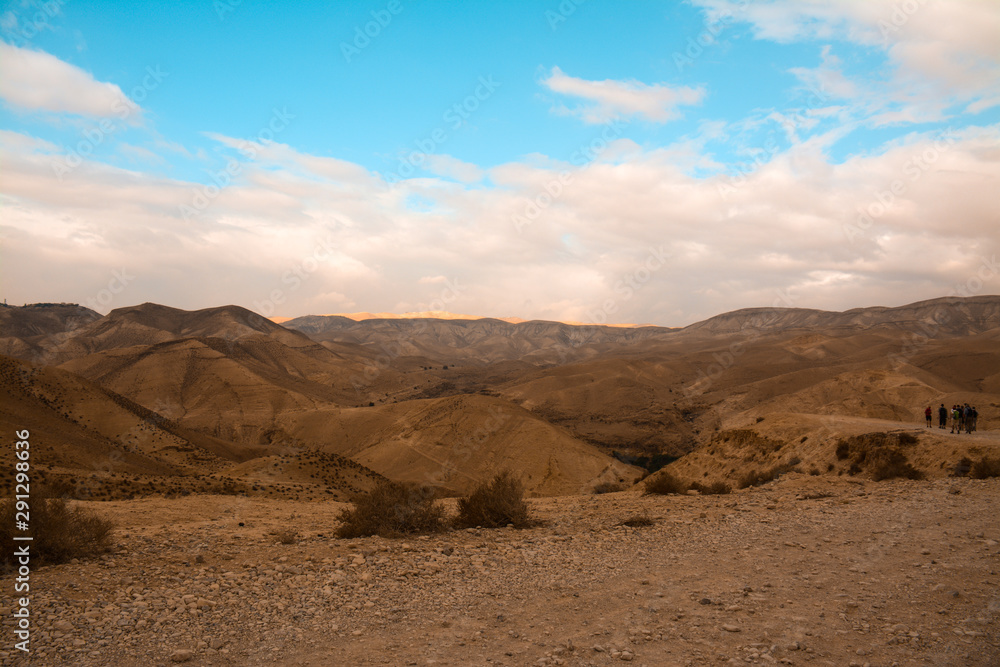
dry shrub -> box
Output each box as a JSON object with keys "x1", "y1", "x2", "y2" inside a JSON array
[
  {"x1": 834, "y1": 432, "x2": 925, "y2": 482},
  {"x1": 737, "y1": 463, "x2": 794, "y2": 489},
  {"x1": 643, "y1": 471, "x2": 687, "y2": 495},
  {"x1": 835, "y1": 441, "x2": 851, "y2": 460},
  {"x1": 953, "y1": 457, "x2": 972, "y2": 477},
  {"x1": 970, "y1": 457, "x2": 1000, "y2": 479},
  {"x1": 867, "y1": 449, "x2": 924, "y2": 481},
  {"x1": 335, "y1": 480, "x2": 445, "y2": 538},
  {"x1": 592, "y1": 482, "x2": 627, "y2": 495},
  {"x1": 688, "y1": 481, "x2": 731, "y2": 495},
  {"x1": 1, "y1": 497, "x2": 115, "y2": 567},
  {"x1": 619, "y1": 513, "x2": 654, "y2": 527},
  {"x1": 456, "y1": 471, "x2": 532, "y2": 529}
]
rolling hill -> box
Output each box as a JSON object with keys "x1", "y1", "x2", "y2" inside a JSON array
[{"x1": 1, "y1": 295, "x2": 997, "y2": 498}]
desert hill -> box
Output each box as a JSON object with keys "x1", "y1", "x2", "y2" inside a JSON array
[
  {"x1": 1, "y1": 296, "x2": 998, "y2": 500},
  {"x1": 0, "y1": 301, "x2": 101, "y2": 362},
  {"x1": 282, "y1": 314, "x2": 672, "y2": 365},
  {"x1": 0, "y1": 301, "x2": 101, "y2": 337},
  {"x1": 684, "y1": 295, "x2": 1000, "y2": 336},
  {"x1": 281, "y1": 393, "x2": 643, "y2": 496},
  {"x1": 0, "y1": 352, "x2": 384, "y2": 500}
]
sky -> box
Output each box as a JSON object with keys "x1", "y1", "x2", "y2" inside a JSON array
[{"x1": 1, "y1": 0, "x2": 999, "y2": 326}]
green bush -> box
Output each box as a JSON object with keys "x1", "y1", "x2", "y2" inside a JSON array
[
  {"x1": 1, "y1": 497, "x2": 115, "y2": 567},
  {"x1": 456, "y1": 471, "x2": 532, "y2": 529},
  {"x1": 335, "y1": 480, "x2": 445, "y2": 538}
]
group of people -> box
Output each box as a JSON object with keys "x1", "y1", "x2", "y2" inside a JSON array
[{"x1": 925, "y1": 403, "x2": 978, "y2": 433}]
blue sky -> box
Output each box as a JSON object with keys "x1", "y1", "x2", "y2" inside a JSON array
[{"x1": 1, "y1": 0, "x2": 999, "y2": 325}]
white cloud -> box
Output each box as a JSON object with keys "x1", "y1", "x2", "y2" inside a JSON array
[
  {"x1": 0, "y1": 42, "x2": 140, "y2": 121},
  {"x1": 541, "y1": 66, "x2": 705, "y2": 124},
  {"x1": 2, "y1": 119, "x2": 998, "y2": 325},
  {"x1": 423, "y1": 154, "x2": 484, "y2": 183},
  {"x1": 694, "y1": 0, "x2": 1000, "y2": 118}
]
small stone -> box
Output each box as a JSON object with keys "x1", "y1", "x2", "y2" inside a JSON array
[
  {"x1": 170, "y1": 649, "x2": 194, "y2": 663},
  {"x1": 619, "y1": 651, "x2": 634, "y2": 661},
  {"x1": 721, "y1": 624, "x2": 741, "y2": 633}
]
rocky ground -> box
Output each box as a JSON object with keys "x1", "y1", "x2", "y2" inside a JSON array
[{"x1": 2, "y1": 474, "x2": 999, "y2": 666}]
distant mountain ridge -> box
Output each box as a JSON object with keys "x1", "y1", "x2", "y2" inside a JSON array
[
  {"x1": 683, "y1": 296, "x2": 1000, "y2": 336},
  {"x1": 281, "y1": 314, "x2": 673, "y2": 364}
]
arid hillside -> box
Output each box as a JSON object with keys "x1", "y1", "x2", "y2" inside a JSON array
[
  {"x1": 0, "y1": 353, "x2": 383, "y2": 501},
  {"x1": 1, "y1": 296, "x2": 998, "y2": 500}
]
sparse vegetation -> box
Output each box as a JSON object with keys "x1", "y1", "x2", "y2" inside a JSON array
[
  {"x1": 0, "y1": 497, "x2": 115, "y2": 567},
  {"x1": 612, "y1": 451, "x2": 678, "y2": 474},
  {"x1": 737, "y1": 463, "x2": 796, "y2": 489},
  {"x1": 335, "y1": 480, "x2": 445, "y2": 538},
  {"x1": 953, "y1": 457, "x2": 973, "y2": 477},
  {"x1": 592, "y1": 481, "x2": 628, "y2": 494},
  {"x1": 619, "y1": 513, "x2": 654, "y2": 527},
  {"x1": 970, "y1": 457, "x2": 1000, "y2": 479},
  {"x1": 834, "y1": 432, "x2": 924, "y2": 481},
  {"x1": 868, "y1": 450, "x2": 924, "y2": 481},
  {"x1": 643, "y1": 471, "x2": 687, "y2": 495},
  {"x1": 455, "y1": 471, "x2": 533, "y2": 529},
  {"x1": 688, "y1": 480, "x2": 731, "y2": 495}
]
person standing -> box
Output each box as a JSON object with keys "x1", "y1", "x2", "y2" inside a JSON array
[
  {"x1": 925, "y1": 406, "x2": 932, "y2": 427},
  {"x1": 938, "y1": 404, "x2": 948, "y2": 429},
  {"x1": 951, "y1": 405, "x2": 962, "y2": 434}
]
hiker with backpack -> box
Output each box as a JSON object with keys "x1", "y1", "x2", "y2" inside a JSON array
[
  {"x1": 924, "y1": 406, "x2": 932, "y2": 427},
  {"x1": 938, "y1": 404, "x2": 948, "y2": 429},
  {"x1": 951, "y1": 405, "x2": 963, "y2": 434}
]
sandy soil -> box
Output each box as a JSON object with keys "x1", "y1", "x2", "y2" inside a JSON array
[{"x1": 2, "y1": 474, "x2": 998, "y2": 666}]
